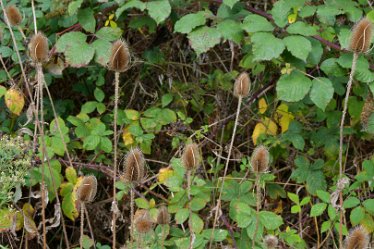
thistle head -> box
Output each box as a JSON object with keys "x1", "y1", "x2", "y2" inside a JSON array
[
  {"x1": 5, "y1": 5, "x2": 22, "y2": 26},
  {"x1": 28, "y1": 32, "x2": 49, "y2": 63},
  {"x1": 349, "y1": 18, "x2": 373, "y2": 54},
  {"x1": 251, "y1": 145, "x2": 270, "y2": 173},
  {"x1": 345, "y1": 225, "x2": 369, "y2": 249},
  {"x1": 123, "y1": 148, "x2": 145, "y2": 184},
  {"x1": 76, "y1": 175, "x2": 97, "y2": 203},
  {"x1": 233, "y1": 72, "x2": 250, "y2": 98},
  {"x1": 108, "y1": 40, "x2": 130, "y2": 72},
  {"x1": 182, "y1": 143, "x2": 201, "y2": 171}
]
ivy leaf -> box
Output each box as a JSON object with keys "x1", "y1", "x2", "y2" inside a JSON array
[
  {"x1": 147, "y1": 0, "x2": 171, "y2": 24},
  {"x1": 78, "y1": 8, "x2": 96, "y2": 33},
  {"x1": 188, "y1": 27, "x2": 221, "y2": 55},
  {"x1": 283, "y1": 35, "x2": 312, "y2": 61},
  {"x1": 217, "y1": 19, "x2": 243, "y2": 44},
  {"x1": 287, "y1": 21, "x2": 318, "y2": 36},
  {"x1": 310, "y1": 77, "x2": 334, "y2": 111},
  {"x1": 242, "y1": 14, "x2": 274, "y2": 33},
  {"x1": 276, "y1": 71, "x2": 312, "y2": 102},
  {"x1": 56, "y1": 32, "x2": 95, "y2": 67},
  {"x1": 174, "y1": 11, "x2": 207, "y2": 34},
  {"x1": 223, "y1": 0, "x2": 239, "y2": 8},
  {"x1": 251, "y1": 32, "x2": 285, "y2": 61}
]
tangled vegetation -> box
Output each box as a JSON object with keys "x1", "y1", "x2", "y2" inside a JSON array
[{"x1": 0, "y1": 0, "x2": 374, "y2": 249}]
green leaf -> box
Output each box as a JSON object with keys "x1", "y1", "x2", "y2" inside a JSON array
[
  {"x1": 366, "y1": 113, "x2": 374, "y2": 134},
  {"x1": 161, "y1": 94, "x2": 173, "y2": 107},
  {"x1": 94, "y1": 87, "x2": 105, "y2": 102},
  {"x1": 116, "y1": 0, "x2": 146, "y2": 17},
  {"x1": 316, "y1": 190, "x2": 330, "y2": 203},
  {"x1": 229, "y1": 200, "x2": 252, "y2": 228},
  {"x1": 83, "y1": 135, "x2": 101, "y2": 150},
  {"x1": 135, "y1": 198, "x2": 150, "y2": 209},
  {"x1": 287, "y1": 192, "x2": 299, "y2": 204},
  {"x1": 310, "y1": 77, "x2": 334, "y2": 111},
  {"x1": 217, "y1": 19, "x2": 243, "y2": 44},
  {"x1": 78, "y1": 8, "x2": 96, "y2": 33},
  {"x1": 202, "y1": 229, "x2": 228, "y2": 242},
  {"x1": 350, "y1": 206, "x2": 365, "y2": 226},
  {"x1": 56, "y1": 32, "x2": 95, "y2": 67},
  {"x1": 310, "y1": 203, "x2": 327, "y2": 217},
  {"x1": 190, "y1": 197, "x2": 207, "y2": 211},
  {"x1": 223, "y1": 0, "x2": 239, "y2": 8},
  {"x1": 99, "y1": 137, "x2": 112, "y2": 153},
  {"x1": 343, "y1": 197, "x2": 360, "y2": 209},
  {"x1": 300, "y1": 196, "x2": 311, "y2": 206},
  {"x1": 283, "y1": 35, "x2": 312, "y2": 61},
  {"x1": 68, "y1": 0, "x2": 83, "y2": 16},
  {"x1": 147, "y1": 0, "x2": 171, "y2": 24},
  {"x1": 81, "y1": 101, "x2": 97, "y2": 114},
  {"x1": 188, "y1": 26, "x2": 221, "y2": 55},
  {"x1": 276, "y1": 71, "x2": 312, "y2": 102},
  {"x1": 363, "y1": 199, "x2": 374, "y2": 215},
  {"x1": 95, "y1": 27, "x2": 123, "y2": 41},
  {"x1": 92, "y1": 39, "x2": 111, "y2": 66},
  {"x1": 321, "y1": 220, "x2": 331, "y2": 233},
  {"x1": 251, "y1": 32, "x2": 285, "y2": 61},
  {"x1": 174, "y1": 11, "x2": 207, "y2": 34},
  {"x1": 0, "y1": 85, "x2": 6, "y2": 98},
  {"x1": 81, "y1": 235, "x2": 94, "y2": 249},
  {"x1": 190, "y1": 213, "x2": 204, "y2": 234},
  {"x1": 259, "y1": 211, "x2": 283, "y2": 230},
  {"x1": 175, "y1": 208, "x2": 189, "y2": 224},
  {"x1": 271, "y1": 0, "x2": 293, "y2": 28},
  {"x1": 242, "y1": 14, "x2": 274, "y2": 33},
  {"x1": 287, "y1": 22, "x2": 318, "y2": 36}
]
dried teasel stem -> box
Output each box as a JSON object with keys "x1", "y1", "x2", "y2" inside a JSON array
[
  {"x1": 344, "y1": 225, "x2": 369, "y2": 249},
  {"x1": 209, "y1": 72, "x2": 251, "y2": 249},
  {"x1": 108, "y1": 39, "x2": 130, "y2": 249},
  {"x1": 251, "y1": 145, "x2": 270, "y2": 248},
  {"x1": 339, "y1": 17, "x2": 373, "y2": 249}
]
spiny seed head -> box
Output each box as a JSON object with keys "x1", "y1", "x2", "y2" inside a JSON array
[
  {"x1": 77, "y1": 175, "x2": 97, "y2": 203},
  {"x1": 361, "y1": 93, "x2": 374, "y2": 130},
  {"x1": 345, "y1": 225, "x2": 369, "y2": 249},
  {"x1": 28, "y1": 32, "x2": 49, "y2": 63},
  {"x1": 134, "y1": 209, "x2": 153, "y2": 234},
  {"x1": 5, "y1": 5, "x2": 22, "y2": 26},
  {"x1": 233, "y1": 72, "x2": 250, "y2": 98},
  {"x1": 123, "y1": 148, "x2": 145, "y2": 184},
  {"x1": 349, "y1": 18, "x2": 373, "y2": 53},
  {"x1": 251, "y1": 145, "x2": 270, "y2": 173},
  {"x1": 157, "y1": 205, "x2": 170, "y2": 225},
  {"x1": 182, "y1": 143, "x2": 201, "y2": 171},
  {"x1": 108, "y1": 40, "x2": 130, "y2": 72},
  {"x1": 264, "y1": 235, "x2": 278, "y2": 249}
]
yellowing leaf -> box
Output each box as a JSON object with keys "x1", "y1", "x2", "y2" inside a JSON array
[
  {"x1": 252, "y1": 117, "x2": 278, "y2": 145},
  {"x1": 275, "y1": 103, "x2": 294, "y2": 133},
  {"x1": 5, "y1": 88, "x2": 25, "y2": 115},
  {"x1": 258, "y1": 98, "x2": 267, "y2": 114},
  {"x1": 273, "y1": 201, "x2": 283, "y2": 214},
  {"x1": 158, "y1": 168, "x2": 174, "y2": 184},
  {"x1": 22, "y1": 203, "x2": 37, "y2": 240},
  {"x1": 288, "y1": 13, "x2": 297, "y2": 24},
  {"x1": 149, "y1": 199, "x2": 156, "y2": 208},
  {"x1": 65, "y1": 166, "x2": 78, "y2": 184},
  {"x1": 125, "y1": 109, "x2": 140, "y2": 121},
  {"x1": 122, "y1": 127, "x2": 134, "y2": 146}
]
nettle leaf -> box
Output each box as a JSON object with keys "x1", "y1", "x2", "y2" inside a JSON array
[
  {"x1": 146, "y1": 0, "x2": 171, "y2": 24},
  {"x1": 283, "y1": 35, "x2": 312, "y2": 61},
  {"x1": 310, "y1": 77, "x2": 334, "y2": 111},
  {"x1": 287, "y1": 21, "x2": 318, "y2": 36},
  {"x1": 174, "y1": 11, "x2": 207, "y2": 34},
  {"x1": 223, "y1": 0, "x2": 239, "y2": 8},
  {"x1": 217, "y1": 19, "x2": 243, "y2": 44},
  {"x1": 56, "y1": 32, "x2": 95, "y2": 67},
  {"x1": 188, "y1": 26, "x2": 221, "y2": 55},
  {"x1": 251, "y1": 32, "x2": 285, "y2": 61},
  {"x1": 276, "y1": 71, "x2": 312, "y2": 102},
  {"x1": 242, "y1": 14, "x2": 274, "y2": 33},
  {"x1": 78, "y1": 8, "x2": 96, "y2": 33}
]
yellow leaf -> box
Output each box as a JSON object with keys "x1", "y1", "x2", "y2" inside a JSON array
[
  {"x1": 110, "y1": 21, "x2": 117, "y2": 28},
  {"x1": 149, "y1": 199, "x2": 156, "y2": 208},
  {"x1": 258, "y1": 98, "x2": 267, "y2": 114},
  {"x1": 275, "y1": 103, "x2": 294, "y2": 133},
  {"x1": 5, "y1": 88, "x2": 24, "y2": 115},
  {"x1": 109, "y1": 14, "x2": 115, "y2": 20},
  {"x1": 105, "y1": 20, "x2": 109, "y2": 26},
  {"x1": 252, "y1": 118, "x2": 278, "y2": 145},
  {"x1": 158, "y1": 168, "x2": 174, "y2": 184},
  {"x1": 122, "y1": 127, "x2": 134, "y2": 146},
  {"x1": 288, "y1": 13, "x2": 297, "y2": 24}
]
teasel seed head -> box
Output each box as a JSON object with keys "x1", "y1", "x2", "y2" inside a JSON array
[
  {"x1": 349, "y1": 18, "x2": 373, "y2": 54},
  {"x1": 361, "y1": 93, "x2": 374, "y2": 130},
  {"x1": 77, "y1": 175, "x2": 97, "y2": 203},
  {"x1": 182, "y1": 143, "x2": 201, "y2": 171},
  {"x1": 233, "y1": 72, "x2": 250, "y2": 98},
  {"x1": 28, "y1": 32, "x2": 49, "y2": 63},
  {"x1": 123, "y1": 148, "x2": 145, "y2": 184},
  {"x1": 345, "y1": 225, "x2": 369, "y2": 249},
  {"x1": 108, "y1": 40, "x2": 130, "y2": 73},
  {"x1": 134, "y1": 209, "x2": 153, "y2": 234},
  {"x1": 251, "y1": 145, "x2": 270, "y2": 173},
  {"x1": 157, "y1": 205, "x2": 170, "y2": 225},
  {"x1": 5, "y1": 5, "x2": 22, "y2": 26},
  {"x1": 263, "y1": 235, "x2": 278, "y2": 249}
]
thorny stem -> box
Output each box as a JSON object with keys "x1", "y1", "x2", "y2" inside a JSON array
[
  {"x1": 80, "y1": 202, "x2": 85, "y2": 249},
  {"x1": 112, "y1": 71, "x2": 120, "y2": 248},
  {"x1": 252, "y1": 173, "x2": 261, "y2": 248},
  {"x1": 209, "y1": 96, "x2": 242, "y2": 249},
  {"x1": 338, "y1": 52, "x2": 358, "y2": 249}
]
